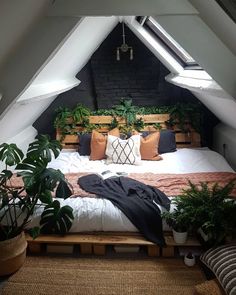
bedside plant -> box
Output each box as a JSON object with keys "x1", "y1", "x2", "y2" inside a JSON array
[
  {"x1": 174, "y1": 180, "x2": 236, "y2": 247},
  {"x1": 0, "y1": 135, "x2": 74, "y2": 275},
  {"x1": 162, "y1": 200, "x2": 193, "y2": 244}
]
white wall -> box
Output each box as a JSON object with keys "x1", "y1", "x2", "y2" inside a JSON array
[
  {"x1": 189, "y1": 0, "x2": 236, "y2": 56},
  {"x1": 0, "y1": 96, "x2": 56, "y2": 142},
  {"x1": 213, "y1": 123, "x2": 236, "y2": 171},
  {"x1": 0, "y1": 0, "x2": 51, "y2": 69},
  {"x1": 47, "y1": 0, "x2": 197, "y2": 16},
  {"x1": 154, "y1": 14, "x2": 236, "y2": 99},
  {"x1": 33, "y1": 17, "x2": 118, "y2": 84},
  {"x1": 0, "y1": 16, "x2": 80, "y2": 118}
]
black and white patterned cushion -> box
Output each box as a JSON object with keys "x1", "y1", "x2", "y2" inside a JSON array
[
  {"x1": 105, "y1": 135, "x2": 141, "y2": 165},
  {"x1": 200, "y1": 244, "x2": 236, "y2": 295}
]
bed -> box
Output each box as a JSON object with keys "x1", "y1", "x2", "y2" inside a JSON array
[
  {"x1": 28, "y1": 114, "x2": 236, "y2": 248},
  {"x1": 28, "y1": 147, "x2": 236, "y2": 238}
]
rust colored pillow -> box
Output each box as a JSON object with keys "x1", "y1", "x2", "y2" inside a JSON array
[
  {"x1": 90, "y1": 128, "x2": 120, "y2": 160},
  {"x1": 133, "y1": 131, "x2": 162, "y2": 161}
]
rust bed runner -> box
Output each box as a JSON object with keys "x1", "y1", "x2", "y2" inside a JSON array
[{"x1": 67, "y1": 172, "x2": 236, "y2": 198}]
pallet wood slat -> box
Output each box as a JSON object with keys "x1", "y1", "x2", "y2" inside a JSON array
[
  {"x1": 57, "y1": 114, "x2": 201, "y2": 149},
  {"x1": 26, "y1": 233, "x2": 201, "y2": 257}
]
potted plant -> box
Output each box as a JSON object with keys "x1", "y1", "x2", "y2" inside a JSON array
[
  {"x1": 184, "y1": 251, "x2": 196, "y2": 267},
  {"x1": 162, "y1": 199, "x2": 193, "y2": 244},
  {"x1": 0, "y1": 135, "x2": 74, "y2": 275},
  {"x1": 175, "y1": 180, "x2": 236, "y2": 248}
]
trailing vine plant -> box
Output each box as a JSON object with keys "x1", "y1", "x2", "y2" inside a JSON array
[{"x1": 54, "y1": 99, "x2": 202, "y2": 138}]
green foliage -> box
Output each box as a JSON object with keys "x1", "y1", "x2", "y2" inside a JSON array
[
  {"x1": 72, "y1": 104, "x2": 90, "y2": 123},
  {"x1": 167, "y1": 103, "x2": 202, "y2": 133},
  {"x1": 0, "y1": 143, "x2": 24, "y2": 167},
  {"x1": 0, "y1": 135, "x2": 74, "y2": 241},
  {"x1": 133, "y1": 118, "x2": 145, "y2": 132},
  {"x1": 40, "y1": 200, "x2": 74, "y2": 234},
  {"x1": 112, "y1": 98, "x2": 138, "y2": 126},
  {"x1": 54, "y1": 101, "x2": 202, "y2": 136},
  {"x1": 153, "y1": 123, "x2": 163, "y2": 131},
  {"x1": 54, "y1": 104, "x2": 90, "y2": 140},
  {"x1": 162, "y1": 203, "x2": 192, "y2": 232},
  {"x1": 172, "y1": 180, "x2": 236, "y2": 247}
]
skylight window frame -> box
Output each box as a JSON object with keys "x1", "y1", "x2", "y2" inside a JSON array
[{"x1": 140, "y1": 16, "x2": 201, "y2": 69}]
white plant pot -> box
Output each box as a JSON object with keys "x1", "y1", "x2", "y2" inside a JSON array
[
  {"x1": 172, "y1": 229, "x2": 188, "y2": 244},
  {"x1": 184, "y1": 254, "x2": 196, "y2": 267}
]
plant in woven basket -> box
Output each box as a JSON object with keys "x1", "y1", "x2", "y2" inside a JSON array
[{"x1": 0, "y1": 134, "x2": 74, "y2": 241}]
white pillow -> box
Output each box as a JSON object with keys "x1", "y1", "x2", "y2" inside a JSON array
[{"x1": 106, "y1": 134, "x2": 141, "y2": 165}]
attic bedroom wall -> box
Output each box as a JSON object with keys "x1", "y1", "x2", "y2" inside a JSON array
[{"x1": 34, "y1": 23, "x2": 218, "y2": 145}]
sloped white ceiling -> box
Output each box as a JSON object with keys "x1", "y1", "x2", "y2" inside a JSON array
[{"x1": 0, "y1": 0, "x2": 236, "y2": 148}]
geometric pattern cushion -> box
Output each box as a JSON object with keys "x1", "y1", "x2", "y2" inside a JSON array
[
  {"x1": 200, "y1": 244, "x2": 236, "y2": 295},
  {"x1": 105, "y1": 134, "x2": 141, "y2": 165}
]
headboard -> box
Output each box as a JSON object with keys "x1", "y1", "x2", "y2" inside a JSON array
[{"x1": 56, "y1": 114, "x2": 201, "y2": 149}]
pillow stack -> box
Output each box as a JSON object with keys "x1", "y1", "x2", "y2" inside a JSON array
[{"x1": 78, "y1": 128, "x2": 176, "y2": 165}]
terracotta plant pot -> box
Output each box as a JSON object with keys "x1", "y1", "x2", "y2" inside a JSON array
[
  {"x1": 172, "y1": 229, "x2": 188, "y2": 244},
  {"x1": 0, "y1": 232, "x2": 27, "y2": 276}
]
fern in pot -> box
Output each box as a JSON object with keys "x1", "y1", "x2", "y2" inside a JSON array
[
  {"x1": 176, "y1": 180, "x2": 236, "y2": 248},
  {"x1": 0, "y1": 135, "x2": 74, "y2": 275}
]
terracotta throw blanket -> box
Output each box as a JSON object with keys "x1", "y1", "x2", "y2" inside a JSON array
[
  {"x1": 66, "y1": 172, "x2": 236, "y2": 199},
  {"x1": 9, "y1": 172, "x2": 236, "y2": 198}
]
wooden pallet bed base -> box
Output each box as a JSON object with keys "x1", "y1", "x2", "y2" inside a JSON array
[{"x1": 26, "y1": 232, "x2": 201, "y2": 257}]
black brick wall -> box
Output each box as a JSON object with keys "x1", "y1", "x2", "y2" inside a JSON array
[
  {"x1": 90, "y1": 23, "x2": 183, "y2": 108},
  {"x1": 34, "y1": 23, "x2": 207, "y2": 139}
]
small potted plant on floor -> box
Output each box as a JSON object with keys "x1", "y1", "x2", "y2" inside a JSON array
[
  {"x1": 0, "y1": 135, "x2": 74, "y2": 276},
  {"x1": 162, "y1": 199, "x2": 193, "y2": 244},
  {"x1": 184, "y1": 251, "x2": 196, "y2": 267}
]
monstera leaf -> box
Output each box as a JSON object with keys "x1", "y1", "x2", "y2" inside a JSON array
[
  {"x1": 40, "y1": 200, "x2": 74, "y2": 234},
  {"x1": 26, "y1": 134, "x2": 61, "y2": 162},
  {"x1": 0, "y1": 143, "x2": 24, "y2": 166}
]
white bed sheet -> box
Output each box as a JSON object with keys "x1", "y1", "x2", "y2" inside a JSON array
[
  {"x1": 38, "y1": 148, "x2": 234, "y2": 233},
  {"x1": 48, "y1": 148, "x2": 234, "y2": 174}
]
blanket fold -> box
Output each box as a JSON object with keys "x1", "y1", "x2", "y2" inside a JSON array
[{"x1": 78, "y1": 174, "x2": 171, "y2": 246}]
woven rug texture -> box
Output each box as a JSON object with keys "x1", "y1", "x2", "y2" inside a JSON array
[{"x1": 1, "y1": 255, "x2": 205, "y2": 295}]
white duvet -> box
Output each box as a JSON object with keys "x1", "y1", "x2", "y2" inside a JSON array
[
  {"x1": 30, "y1": 148, "x2": 234, "y2": 233},
  {"x1": 48, "y1": 148, "x2": 234, "y2": 174}
]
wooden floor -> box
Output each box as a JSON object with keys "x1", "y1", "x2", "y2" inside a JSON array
[{"x1": 26, "y1": 232, "x2": 201, "y2": 257}]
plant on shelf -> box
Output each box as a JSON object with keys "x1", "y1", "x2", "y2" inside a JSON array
[
  {"x1": 0, "y1": 135, "x2": 74, "y2": 275},
  {"x1": 166, "y1": 102, "x2": 202, "y2": 133},
  {"x1": 112, "y1": 98, "x2": 139, "y2": 126},
  {"x1": 175, "y1": 180, "x2": 236, "y2": 247},
  {"x1": 54, "y1": 104, "x2": 90, "y2": 140}
]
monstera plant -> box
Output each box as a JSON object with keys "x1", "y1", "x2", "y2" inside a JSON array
[{"x1": 0, "y1": 134, "x2": 74, "y2": 241}]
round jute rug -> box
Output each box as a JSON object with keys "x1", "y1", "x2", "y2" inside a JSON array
[{"x1": 1, "y1": 255, "x2": 205, "y2": 295}]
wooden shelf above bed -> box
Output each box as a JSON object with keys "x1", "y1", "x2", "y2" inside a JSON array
[{"x1": 56, "y1": 114, "x2": 201, "y2": 149}]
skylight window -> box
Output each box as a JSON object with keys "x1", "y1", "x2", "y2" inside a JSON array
[{"x1": 138, "y1": 16, "x2": 200, "y2": 68}]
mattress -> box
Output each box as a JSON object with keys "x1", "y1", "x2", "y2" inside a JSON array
[{"x1": 26, "y1": 148, "x2": 235, "y2": 233}]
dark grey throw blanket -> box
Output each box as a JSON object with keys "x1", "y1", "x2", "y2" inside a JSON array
[{"x1": 78, "y1": 174, "x2": 171, "y2": 246}]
